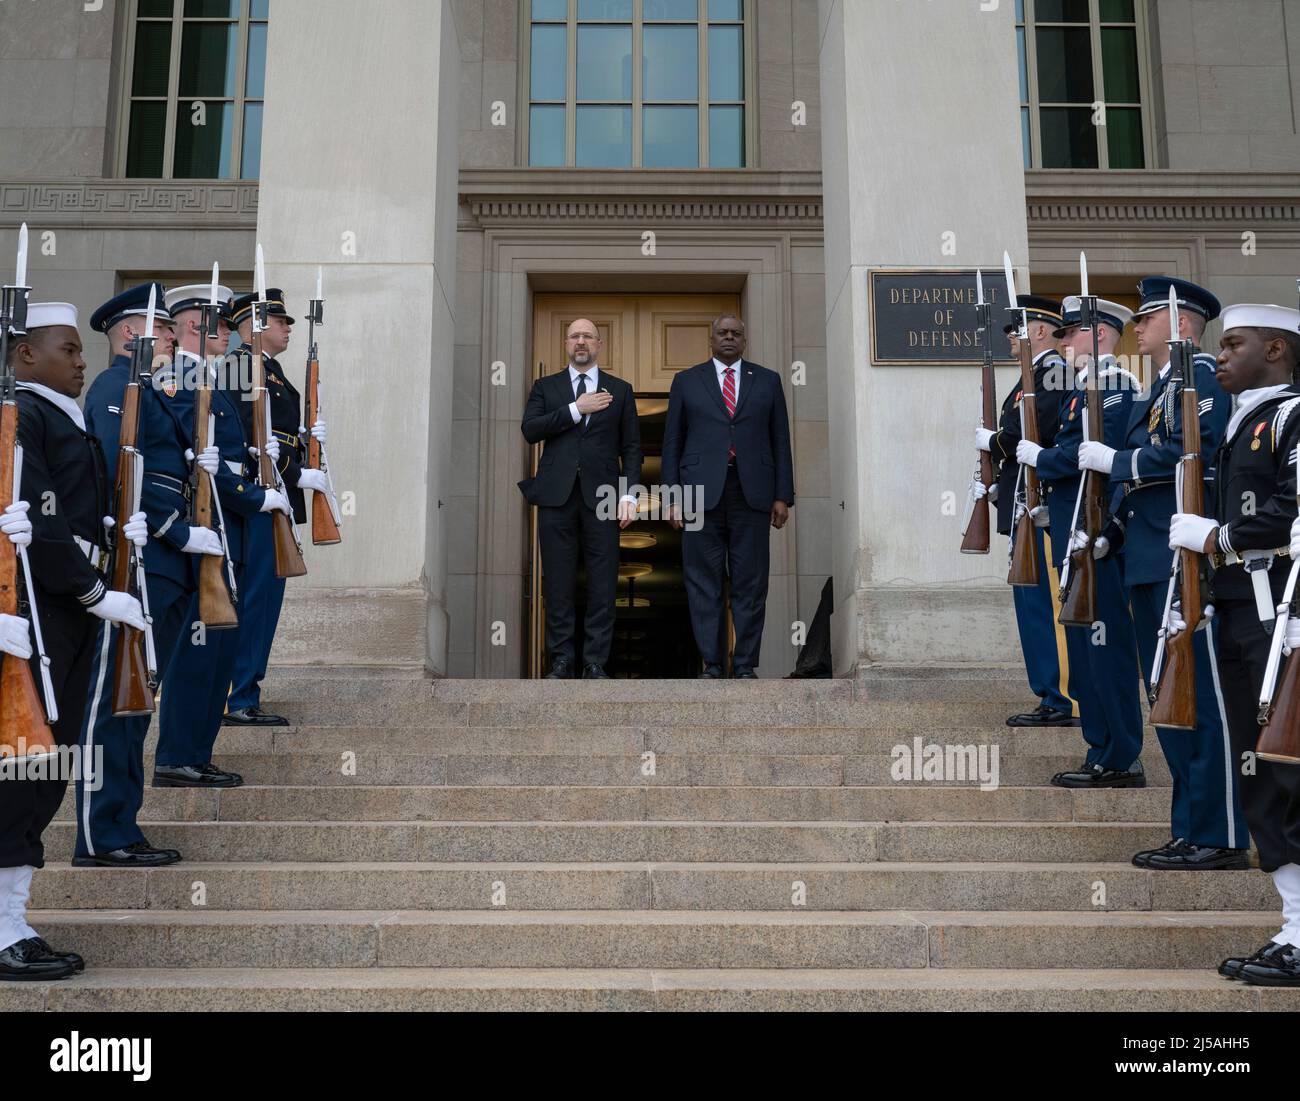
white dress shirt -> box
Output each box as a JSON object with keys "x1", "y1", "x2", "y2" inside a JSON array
[{"x1": 713, "y1": 357, "x2": 742, "y2": 404}]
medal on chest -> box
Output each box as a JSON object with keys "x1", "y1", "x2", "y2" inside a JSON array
[
  {"x1": 1147, "y1": 402, "x2": 1162, "y2": 436},
  {"x1": 1252, "y1": 420, "x2": 1268, "y2": 452}
]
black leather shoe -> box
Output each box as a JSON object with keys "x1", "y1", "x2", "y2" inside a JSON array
[
  {"x1": 28, "y1": 936, "x2": 84, "y2": 974},
  {"x1": 1050, "y1": 760, "x2": 1146, "y2": 789},
  {"x1": 582, "y1": 664, "x2": 609, "y2": 679},
  {"x1": 733, "y1": 667, "x2": 757, "y2": 679},
  {"x1": 1144, "y1": 838, "x2": 1251, "y2": 871},
  {"x1": 153, "y1": 763, "x2": 243, "y2": 788},
  {"x1": 1239, "y1": 942, "x2": 1300, "y2": 985},
  {"x1": 545, "y1": 659, "x2": 573, "y2": 680},
  {"x1": 1132, "y1": 838, "x2": 1179, "y2": 869},
  {"x1": 223, "y1": 707, "x2": 287, "y2": 727},
  {"x1": 1007, "y1": 704, "x2": 1079, "y2": 727},
  {"x1": 1219, "y1": 941, "x2": 1290, "y2": 980},
  {"x1": 73, "y1": 841, "x2": 182, "y2": 868},
  {"x1": 698, "y1": 664, "x2": 724, "y2": 679},
  {"x1": 0, "y1": 938, "x2": 76, "y2": 981}
]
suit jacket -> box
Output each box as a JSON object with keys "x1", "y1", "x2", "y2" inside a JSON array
[
  {"x1": 661, "y1": 359, "x2": 794, "y2": 513},
  {"x1": 518, "y1": 368, "x2": 642, "y2": 510}
]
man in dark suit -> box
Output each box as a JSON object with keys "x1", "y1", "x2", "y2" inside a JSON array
[
  {"x1": 662, "y1": 315, "x2": 794, "y2": 679},
  {"x1": 519, "y1": 319, "x2": 641, "y2": 679}
]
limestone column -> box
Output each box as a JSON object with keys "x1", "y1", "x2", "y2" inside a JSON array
[
  {"x1": 818, "y1": 0, "x2": 1030, "y2": 671},
  {"x1": 256, "y1": 0, "x2": 460, "y2": 672}
]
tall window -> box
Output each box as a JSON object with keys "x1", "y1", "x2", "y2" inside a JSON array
[
  {"x1": 120, "y1": 0, "x2": 268, "y2": 179},
  {"x1": 526, "y1": 0, "x2": 748, "y2": 168},
  {"x1": 1016, "y1": 0, "x2": 1149, "y2": 169}
]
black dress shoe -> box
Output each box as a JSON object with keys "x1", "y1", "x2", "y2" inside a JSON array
[
  {"x1": 28, "y1": 936, "x2": 84, "y2": 973},
  {"x1": 0, "y1": 938, "x2": 75, "y2": 982},
  {"x1": 1219, "y1": 941, "x2": 1290, "y2": 979},
  {"x1": 1143, "y1": 838, "x2": 1251, "y2": 871},
  {"x1": 153, "y1": 763, "x2": 243, "y2": 788},
  {"x1": 223, "y1": 707, "x2": 287, "y2": 727},
  {"x1": 1007, "y1": 703, "x2": 1079, "y2": 727},
  {"x1": 698, "y1": 664, "x2": 724, "y2": 679},
  {"x1": 1050, "y1": 760, "x2": 1146, "y2": 789},
  {"x1": 1132, "y1": 837, "x2": 1179, "y2": 869},
  {"x1": 733, "y1": 667, "x2": 757, "y2": 679},
  {"x1": 582, "y1": 664, "x2": 609, "y2": 679},
  {"x1": 73, "y1": 841, "x2": 182, "y2": 868},
  {"x1": 1239, "y1": 942, "x2": 1300, "y2": 985},
  {"x1": 545, "y1": 659, "x2": 573, "y2": 680}
]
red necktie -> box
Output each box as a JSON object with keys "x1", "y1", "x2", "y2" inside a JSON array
[{"x1": 723, "y1": 367, "x2": 736, "y2": 461}]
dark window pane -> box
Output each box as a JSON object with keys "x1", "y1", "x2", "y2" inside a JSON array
[
  {"x1": 576, "y1": 105, "x2": 631, "y2": 165},
  {"x1": 709, "y1": 24, "x2": 743, "y2": 100},
  {"x1": 251, "y1": 0, "x2": 269, "y2": 17},
  {"x1": 709, "y1": 104, "x2": 743, "y2": 166},
  {"x1": 1100, "y1": 0, "x2": 1134, "y2": 20},
  {"x1": 1021, "y1": 106, "x2": 1032, "y2": 167},
  {"x1": 709, "y1": 0, "x2": 741, "y2": 18},
  {"x1": 529, "y1": 105, "x2": 566, "y2": 166},
  {"x1": 578, "y1": 0, "x2": 632, "y2": 18},
  {"x1": 532, "y1": 0, "x2": 567, "y2": 18},
  {"x1": 1106, "y1": 106, "x2": 1144, "y2": 167},
  {"x1": 173, "y1": 99, "x2": 234, "y2": 177},
  {"x1": 1016, "y1": 26, "x2": 1028, "y2": 102},
  {"x1": 644, "y1": 105, "x2": 698, "y2": 166},
  {"x1": 125, "y1": 100, "x2": 167, "y2": 176},
  {"x1": 241, "y1": 101, "x2": 262, "y2": 177},
  {"x1": 185, "y1": 0, "x2": 239, "y2": 15},
  {"x1": 531, "y1": 24, "x2": 567, "y2": 100},
  {"x1": 1034, "y1": 0, "x2": 1089, "y2": 21},
  {"x1": 1102, "y1": 26, "x2": 1140, "y2": 101},
  {"x1": 1039, "y1": 106, "x2": 1098, "y2": 168},
  {"x1": 645, "y1": 0, "x2": 698, "y2": 18},
  {"x1": 132, "y1": 20, "x2": 172, "y2": 97},
  {"x1": 1036, "y1": 27, "x2": 1093, "y2": 102},
  {"x1": 138, "y1": 0, "x2": 173, "y2": 15},
  {"x1": 179, "y1": 22, "x2": 238, "y2": 97},
  {"x1": 577, "y1": 25, "x2": 632, "y2": 100},
  {"x1": 245, "y1": 21, "x2": 267, "y2": 98},
  {"x1": 644, "y1": 26, "x2": 697, "y2": 100}
]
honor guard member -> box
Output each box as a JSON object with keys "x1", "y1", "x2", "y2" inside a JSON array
[
  {"x1": 0, "y1": 303, "x2": 147, "y2": 980},
  {"x1": 1017, "y1": 297, "x2": 1147, "y2": 786},
  {"x1": 222, "y1": 289, "x2": 326, "y2": 725},
  {"x1": 1080, "y1": 276, "x2": 1247, "y2": 869},
  {"x1": 1166, "y1": 303, "x2": 1300, "y2": 984},
  {"x1": 74, "y1": 285, "x2": 225, "y2": 865},
  {"x1": 153, "y1": 288, "x2": 288, "y2": 787},
  {"x1": 976, "y1": 295, "x2": 1076, "y2": 727}
]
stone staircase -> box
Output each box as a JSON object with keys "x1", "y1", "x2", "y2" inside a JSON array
[{"x1": 5, "y1": 667, "x2": 1297, "y2": 1011}]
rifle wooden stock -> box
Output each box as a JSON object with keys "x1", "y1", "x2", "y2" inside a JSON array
[
  {"x1": 109, "y1": 383, "x2": 153, "y2": 718},
  {"x1": 1060, "y1": 334, "x2": 1106, "y2": 626},
  {"x1": 1007, "y1": 334, "x2": 1044, "y2": 587},
  {"x1": 1008, "y1": 508, "x2": 1040, "y2": 587},
  {"x1": 961, "y1": 492, "x2": 991, "y2": 556},
  {"x1": 0, "y1": 399, "x2": 54, "y2": 758},
  {"x1": 1258, "y1": 646, "x2": 1300, "y2": 763},
  {"x1": 193, "y1": 384, "x2": 238, "y2": 628},
  {"x1": 306, "y1": 353, "x2": 341, "y2": 546},
  {"x1": 1059, "y1": 549, "x2": 1096, "y2": 626},
  {"x1": 961, "y1": 319, "x2": 997, "y2": 556},
  {"x1": 251, "y1": 340, "x2": 307, "y2": 579}
]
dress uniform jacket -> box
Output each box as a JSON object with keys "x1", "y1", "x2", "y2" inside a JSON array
[
  {"x1": 988, "y1": 349, "x2": 1069, "y2": 536},
  {"x1": 231, "y1": 345, "x2": 306, "y2": 523}
]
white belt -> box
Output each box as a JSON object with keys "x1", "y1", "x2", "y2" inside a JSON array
[{"x1": 74, "y1": 536, "x2": 107, "y2": 571}]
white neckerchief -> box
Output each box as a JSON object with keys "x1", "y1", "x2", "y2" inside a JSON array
[
  {"x1": 568, "y1": 363, "x2": 598, "y2": 397},
  {"x1": 16, "y1": 380, "x2": 86, "y2": 431},
  {"x1": 1227, "y1": 384, "x2": 1291, "y2": 443}
]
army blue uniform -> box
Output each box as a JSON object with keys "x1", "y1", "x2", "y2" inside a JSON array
[
  {"x1": 1112, "y1": 349, "x2": 1245, "y2": 851},
  {"x1": 155, "y1": 349, "x2": 266, "y2": 770},
  {"x1": 1035, "y1": 355, "x2": 1145, "y2": 770}
]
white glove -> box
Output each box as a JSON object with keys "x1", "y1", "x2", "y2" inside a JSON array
[
  {"x1": 0, "y1": 613, "x2": 32, "y2": 660},
  {"x1": 972, "y1": 481, "x2": 988, "y2": 501},
  {"x1": 259, "y1": 489, "x2": 291, "y2": 516},
  {"x1": 1016, "y1": 440, "x2": 1042, "y2": 468},
  {"x1": 0, "y1": 500, "x2": 32, "y2": 548},
  {"x1": 88, "y1": 591, "x2": 146, "y2": 633},
  {"x1": 1285, "y1": 616, "x2": 1300, "y2": 656},
  {"x1": 1166, "y1": 601, "x2": 1215, "y2": 641},
  {"x1": 297, "y1": 468, "x2": 328, "y2": 493},
  {"x1": 1290, "y1": 516, "x2": 1300, "y2": 560},
  {"x1": 975, "y1": 427, "x2": 994, "y2": 453},
  {"x1": 1169, "y1": 513, "x2": 1217, "y2": 553},
  {"x1": 1069, "y1": 529, "x2": 1112, "y2": 560},
  {"x1": 1078, "y1": 441, "x2": 1116, "y2": 474},
  {"x1": 182, "y1": 527, "x2": 224, "y2": 557},
  {"x1": 307, "y1": 420, "x2": 327, "y2": 445},
  {"x1": 186, "y1": 445, "x2": 221, "y2": 477},
  {"x1": 105, "y1": 513, "x2": 148, "y2": 548},
  {"x1": 249, "y1": 437, "x2": 281, "y2": 465}
]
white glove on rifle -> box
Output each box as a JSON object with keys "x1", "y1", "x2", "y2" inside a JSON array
[
  {"x1": 259, "y1": 489, "x2": 291, "y2": 516},
  {"x1": 182, "y1": 527, "x2": 224, "y2": 557},
  {"x1": 1067, "y1": 529, "x2": 1110, "y2": 560},
  {"x1": 0, "y1": 613, "x2": 32, "y2": 660},
  {"x1": 1078, "y1": 441, "x2": 1116, "y2": 474},
  {"x1": 1285, "y1": 616, "x2": 1300, "y2": 656},
  {"x1": 1169, "y1": 512, "x2": 1218, "y2": 553},
  {"x1": 249, "y1": 436, "x2": 281, "y2": 465},
  {"x1": 104, "y1": 512, "x2": 149, "y2": 548},
  {"x1": 975, "y1": 426, "x2": 994, "y2": 453},
  {"x1": 297, "y1": 468, "x2": 328, "y2": 493},
  {"x1": 1016, "y1": 440, "x2": 1042, "y2": 468},
  {"x1": 1165, "y1": 600, "x2": 1215, "y2": 641},
  {"x1": 88, "y1": 592, "x2": 146, "y2": 633},
  {"x1": 301, "y1": 420, "x2": 327, "y2": 445},
  {"x1": 1290, "y1": 516, "x2": 1300, "y2": 560},
  {"x1": 0, "y1": 500, "x2": 32, "y2": 548},
  {"x1": 185, "y1": 445, "x2": 221, "y2": 477}
]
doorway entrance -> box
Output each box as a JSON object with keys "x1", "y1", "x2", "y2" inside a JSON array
[{"x1": 527, "y1": 292, "x2": 741, "y2": 678}]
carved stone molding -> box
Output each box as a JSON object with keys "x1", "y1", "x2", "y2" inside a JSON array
[{"x1": 0, "y1": 180, "x2": 259, "y2": 228}]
